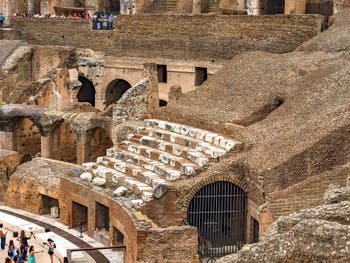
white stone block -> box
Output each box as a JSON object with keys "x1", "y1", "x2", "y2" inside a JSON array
[
  {"x1": 80, "y1": 172, "x2": 92, "y2": 182},
  {"x1": 213, "y1": 136, "x2": 224, "y2": 146},
  {"x1": 165, "y1": 169, "x2": 181, "y2": 181},
  {"x1": 180, "y1": 126, "x2": 190, "y2": 135},
  {"x1": 113, "y1": 186, "x2": 128, "y2": 197},
  {"x1": 142, "y1": 192, "x2": 154, "y2": 202},
  {"x1": 92, "y1": 177, "x2": 106, "y2": 186},
  {"x1": 127, "y1": 134, "x2": 135, "y2": 140},
  {"x1": 205, "y1": 133, "x2": 218, "y2": 143},
  {"x1": 196, "y1": 130, "x2": 206, "y2": 140},
  {"x1": 131, "y1": 199, "x2": 144, "y2": 207},
  {"x1": 81, "y1": 162, "x2": 95, "y2": 170}
]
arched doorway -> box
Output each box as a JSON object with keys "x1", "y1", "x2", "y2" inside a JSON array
[
  {"x1": 51, "y1": 122, "x2": 77, "y2": 163},
  {"x1": 98, "y1": 0, "x2": 121, "y2": 12},
  {"x1": 16, "y1": 118, "x2": 41, "y2": 163},
  {"x1": 77, "y1": 76, "x2": 96, "y2": 107},
  {"x1": 187, "y1": 181, "x2": 247, "y2": 258},
  {"x1": 159, "y1": 99, "x2": 168, "y2": 107},
  {"x1": 86, "y1": 127, "x2": 113, "y2": 162},
  {"x1": 105, "y1": 79, "x2": 131, "y2": 108}
]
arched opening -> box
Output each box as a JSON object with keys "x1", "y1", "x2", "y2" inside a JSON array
[
  {"x1": 98, "y1": 0, "x2": 121, "y2": 12},
  {"x1": 77, "y1": 76, "x2": 96, "y2": 107},
  {"x1": 86, "y1": 127, "x2": 113, "y2": 162},
  {"x1": 159, "y1": 99, "x2": 168, "y2": 107},
  {"x1": 113, "y1": 227, "x2": 124, "y2": 245},
  {"x1": 265, "y1": 0, "x2": 284, "y2": 14},
  {"x1": 105, "y1": 79, "x2": 131, "y2": 108},
  {"x1": 16, "y1": 118, "x2": 41, "y2": 163},
  {"x1": 51, "y1": 122, "x2": 77, "y2": 163},
  {"x1": 187, "y1": 181, "x2": 247, "y2": 258}
]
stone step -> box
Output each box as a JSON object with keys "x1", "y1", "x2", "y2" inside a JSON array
[
  {"x1": 129, "y1": 135, "x2": 210, "y2": 167},
  {"x1": 144, "y1": 119, "x2": 240, "y2": 151},
  {"x1": 118, "y1": 140, "x2": 199, "y2": 175},
  {"x1": 112, "y1": 148, "x2": 183, "y2": 181},
  {"x1": 139, "y1": 127, "x2": 229, "y2": 158}
]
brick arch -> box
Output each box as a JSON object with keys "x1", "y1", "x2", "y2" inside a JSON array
[{"x1": 182, "y1": 175, "x2": 247, "y2": 209}]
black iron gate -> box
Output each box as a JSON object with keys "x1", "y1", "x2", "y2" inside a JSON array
[{"x1": 187, "y1": 181, "x2": 247, "y2": 258}]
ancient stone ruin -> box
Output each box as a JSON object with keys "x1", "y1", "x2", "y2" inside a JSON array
[{"x1": 0, "y1": 0, "x2": 349, "y2": 262}]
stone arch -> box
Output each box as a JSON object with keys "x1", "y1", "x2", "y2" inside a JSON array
[
  {"x1": 186, "y1": 179, "x2": 248, "y2": 258},
  {"x1": 183, "y1": 175, "x2": 247, "y2": 209},
  {"x1": 265, "y1": 0, "x2": 285, "y2": 14},
  {"x1": 15, "y1": 118, "x2": 41, "y2": 163},
  {"x1": 105, "y1": 79, "x2": 132, "y2": 108},
  {"x1": 77, "y1": 76, "x2": 96, "y2": 107},
  {"x1": 86, "y1": 127, "x2": 113, "y2": 162},
  {"x1": 51, "y1": 122, "x2": 77, "y2": 163},
  {"x1": 97, "y1": 0, "x2": 121, "y2": 12}
]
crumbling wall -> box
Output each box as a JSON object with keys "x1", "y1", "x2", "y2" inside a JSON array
[
  {"x1": 9, "y1": 15, "x2": 324, "y2": 60},
  {"x1": 0, "y1": 150, "x2": 20, "y2": 200}
]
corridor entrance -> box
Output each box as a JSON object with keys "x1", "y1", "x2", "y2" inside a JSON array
[{"x1": 187, "y1": 181, "x2": 247, "y2": 258}]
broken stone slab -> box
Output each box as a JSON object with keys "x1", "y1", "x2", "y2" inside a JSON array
[
  {"x1": 142, "y1": 191, "x2": 154, "y2": 202},
  {"x1": 153, "y1": 183, "x2": 169, "y2": 199},
  {"x1": 113, "y1": 186, "x2": 128, "y2": 197},
  {"x1": 131, "y1": 199, "x2": 144, "y2": 207}
]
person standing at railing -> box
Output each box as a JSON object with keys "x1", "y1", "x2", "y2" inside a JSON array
[
  {"x1": 0, "y1": 13, "x2": 5, "y2": 28},
  {"x1": 107, "y1": 14, "x2": 114, "y2": 30}
]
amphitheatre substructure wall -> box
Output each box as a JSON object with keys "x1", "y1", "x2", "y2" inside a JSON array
[
  {"x1": 10, "y1": 15, "x2": 323, "y2": 60},
  {"x1": 0, "y1": 150, "x2": 19, "y2": 200}
]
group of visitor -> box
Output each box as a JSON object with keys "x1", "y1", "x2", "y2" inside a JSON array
[
  {"x1": 8, "y1": 11, "x2": 116, "y2": 31},
  {"x1": 0, "y1": 223, "x2": 56, "y2": 263}
]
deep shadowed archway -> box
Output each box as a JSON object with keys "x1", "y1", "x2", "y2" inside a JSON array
[
  {"x1": 105, "y1": 79, "x2": 131, "y2": 108},
  {"x1": 78, "y1": 76, "x2": 96, "y2": 107},
  {"x1": 51, "y1": 122, "x2": 77, "y2": 163},
  {"x1": 98, "y1": 0, "x2": 121, "y2": 12},
  {"x1": 86, "y1": 127, "x2": 113, "y2": 162},
  {"x1": 187, "y1": 181, "x2": 247, "y2": 258}
]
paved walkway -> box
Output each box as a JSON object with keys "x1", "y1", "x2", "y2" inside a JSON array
[{"x1": 0, "y1": 206, "x2": 124, "y2": 263}]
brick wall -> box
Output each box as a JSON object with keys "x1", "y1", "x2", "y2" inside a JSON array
[
  {"x1": 268, "y1": 165, "x2": 349, "y2": 220},
  {"x1": 10, "y1": 15, "x2": 323, "y2": 60},
  {"x1": 137, "y1": 226, "x2": 199, "y2": 263},
  {"x1": 60, "y1": 178, "x2": 138, "y2": 263}
]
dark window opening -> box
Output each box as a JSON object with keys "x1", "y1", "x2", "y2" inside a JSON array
[
  {"x1": 41, "y1": 195, "x2": 59, "y2": 216},
  {"x1": 159, "y1": 99, "x2": 168, "y2": 107},
  {"x1": 265, "y1": 0, "x2": 284, "y2": 14},
  {"x1": 95, "y1": 202, "x2": 110, "y2": 231},
  {"x1": 195, "y1": 67, "x2": 208, "y2": 86},
  {"x1": 77, "y1": 76, "x2": 96, "y2": 107},
  {"x1": 157, "y1": 65, "x2": 167, "y2": 83},
  {"x1": 72, "y1": 201, "x2": 88, "y2": 232},
  {"x1": 113, "y1": 227, "x2": 124, "y2": 245},
  {"x1": 252, "y1": 217, "x2": 259, "y2": 243}
]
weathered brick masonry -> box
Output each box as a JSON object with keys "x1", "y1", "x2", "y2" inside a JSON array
[{"x1": 10, "y1": 14, "x2": 323, "y2": 60}]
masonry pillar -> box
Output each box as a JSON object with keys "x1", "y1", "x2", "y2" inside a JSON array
[
  {"x1": 247, "y1": 0, "x2": 262, "y2": 15},
  {"x1": 76, "y1": 132, "x2": 88, "y2": 165},
  {"x1": 41, "y1": 134, "x2": 51, "y2": 158},
  {"x1": 4, "y1": 0, "x2": 12, "y2": 26},
  {"x1": 192, "y1": 0, "x2": 201, "y2": 14},
  {"x1": 28, "y1": 0, "x2": 34, "y2": 15},
  {"x1": 0, "y1": 131, "x2": 16, "y2": 151},
  {"x1": 284, "y1": 0, "x2": 306, "y2": 14},
  {"x1": 143, "y1": 63, "x2": 159, "y2": 118}
]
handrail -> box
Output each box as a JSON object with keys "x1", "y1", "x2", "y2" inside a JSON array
[{"x1": 66, "y1": 245, "x2": 126, "y2": 263}]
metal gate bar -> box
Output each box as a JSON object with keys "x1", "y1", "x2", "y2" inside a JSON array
[{"x1": 187, "y1": 181, "x2": 247, "y2": 258}]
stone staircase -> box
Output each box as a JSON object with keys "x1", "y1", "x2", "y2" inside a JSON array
[{"x1": 80, "y1": 119, "x2": 242, "y2": 205}]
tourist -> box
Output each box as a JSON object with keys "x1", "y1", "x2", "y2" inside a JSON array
[
  {"x1": 107, "y1": 14, "x2": 114, "y2": 30},
  {"x1": 0, "y1": 13, "x2": 5, "y2": 28},
  {"x1": 17, "y1": 230, "x2": 33, "y2": 260},
  {"x1": 7, "y1": 239, "x2": 18, "y2": 262},
  {"x1": 72, "y1": 13, "x2": 79, "y2": 19},
  {"x1": 43, "y1": 238, "x2": 56, "y2": 263},
  {"x1": 0, "y1": 223, "x2": 8, "y2": 249},
  {"x1": 4, "y1": 257, "x2": 11, "y2": 263},
  {"x1": 27, "y1": 246, "x2": 44, "y2": 263}
]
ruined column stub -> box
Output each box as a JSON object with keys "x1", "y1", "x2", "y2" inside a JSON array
[
  {"x1": 76, "y1": 131, "x2": 88, "y2": 165},
  {"x1": 142, "y1": 63, "x2": 159, "y2": 117},
  {"x1": 192, "y1": 0, "x2": 201, "y2": 14}
]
